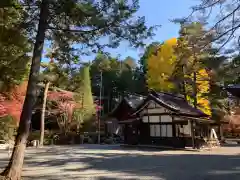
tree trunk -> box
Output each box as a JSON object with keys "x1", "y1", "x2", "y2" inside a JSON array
[
  {"x1": 181, "y1": 64, "x2": 187, "y2": 100},
  {"x1": 190, "y1": 120, "x2": 196, "y2": 149},
  {"x1": 192, "y1": 49, "x2": 198, "y2": 109},
  {"x1": 193, "y1": 71, "x2": 197, "y2": 108},
  {"x1": 39, "y1": 81, "x2": 50, "y2": 146},
  {"x1": 1, "y1": 1, "x2": 49, "y2": 179}
]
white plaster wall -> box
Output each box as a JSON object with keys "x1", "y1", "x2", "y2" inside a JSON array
[
  {"x1": 149, "y1": 116, "x2": 160, "y2": 123},
  {"x1": 167, "y1": 125, "x2": 173, "y2": 137},
  {"x1": 161, "y1": 115, "x2": 173, "y2": 123},
  {"x1": 139, "y1": 109, "x2": 148, "y2": 116},
  {"x1": 150, "y1": 125, "x2": 155, "y2": 137},
  {"x1": 183, "y1": 122, "x2": 191, "y2": 135},
  {"x1": 156, "y1": 125, "x2": 160, "y2": 136},
  {"x1": 176, "y1": 120, "x2": 191, "y2": 136},
  {"x1": 147, "y1": 101, "x2": 166, "y2": 113},
  {"x1": 150, "y1": 125, "x2": 161, "y2": 137},
  {"x1": 139, "y1": 100, "x2": 169, "y2": 115},
  {"x1": 148, "y1": 108, "x2": 165, "y2": 114},
  {"x1": 148, "y1": 100, "x2": 156, "y2": 108},
  {"x1": 155, "y1": 103, "x2": 162, "y2": 108},
  {"x1": 160, "y1": 125, "x2": 173, "y2": 137},
  {"x1": 142, "y1": 116, "x2": 148, "y2": 123},
  {"x1": 161, "y1": 125, "x2": 166, "y2": 136}
]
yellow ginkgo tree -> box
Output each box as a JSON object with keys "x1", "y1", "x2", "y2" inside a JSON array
[
  {"x1": 185, "y1": 69, "x2": 212, "y2": 116},
  {"x1": 146, "y1": 38, "x2": 178, "y2": 92},
  {"x1": 146, "y1": 35, "x2": 211, "y2": 116}
]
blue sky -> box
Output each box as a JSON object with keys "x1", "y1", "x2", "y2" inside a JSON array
[
  {"x1": 43, "y1": 0, "x2": 197, "y2": 62},
  {"x1": 83, "y1": 0, "x2": 197, "y2": 61}
]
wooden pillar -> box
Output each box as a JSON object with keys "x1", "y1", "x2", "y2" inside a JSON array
[
  {"x1": 123, "y1": 124, "x2": 128, "y2": 144},
  {"x1": 218, "y1": 123, "x2": 224, "y2": 141},
  {"x1": 172, "y1": 117, "x2": 176, "y2": 137},
  {"x1": 190, "y1": 120, "x2": 195, "y2": 149},
  {"x1": 207, "y1": 125, "x2": 210, "y2": 139}
]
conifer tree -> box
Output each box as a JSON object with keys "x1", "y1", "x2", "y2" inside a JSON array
[
  {"x1": 172, "y1": 22, "x2": 212, "y2": 115},
  {"x1": 1, "y1": 0, "x2": 156, "y2": 179},
  {"x1": 80, "y1": 65, "x2": 95, "y2": 118},
  {"x1": 74, "y1": 65, "x2": 95, "y2": 132}
]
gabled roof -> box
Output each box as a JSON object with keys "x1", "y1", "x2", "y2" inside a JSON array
[
  {"x1": 225, "y1": 84, "x2": 240, "y2": 98},
  {"x1": 124, "y1": 95, "x2": 145, "y2": 108},
  {"x1": 107, "y1": 95, "x2": 144, "y2": 119},
  {"x1": 132, "y1": 90, "x2": 209, "y2": 118}
]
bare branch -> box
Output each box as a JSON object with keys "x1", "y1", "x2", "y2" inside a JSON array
[
  {"x1": 209, "y1": 4, "x2": 240, "y2": 32},
  {"x1": 185, "y1": 0, "x2": 223, "y2": 22},
  {"x1": 193, "y1": 0, "x2": 223, "y2": 10},
  {"x1": 213, "y1": 24, "x2": 240, "y2": 42},
  {"x1": 216, "y1": 26, "x2": 238, "y2": 52},
  {"x1": 47, "y1": 26, "x2": 102, "y2": 34},
  {"x1": 185, "y1": 1, "x2": 240, "y2": 53}
]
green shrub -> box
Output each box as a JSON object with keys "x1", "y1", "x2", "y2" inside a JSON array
[{"x1": 0, "y1": 115, "x2": 17, "y2": 141}]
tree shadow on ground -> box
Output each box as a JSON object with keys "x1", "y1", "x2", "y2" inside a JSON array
[
  {"x1": 223, "y1": 143, "x2": 240, "y2": 147},
  {"x1": 0, "y1": 145, "x2": 240, "y2": 180},
  {"x1": 31, "y1": 154, "x2": 240, "y2": 180}
]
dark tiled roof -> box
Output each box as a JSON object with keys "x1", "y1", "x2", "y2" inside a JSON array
[
  {"x1": 151, "y1": 91, "x2": 208, "y2": 117},
  {"x1": 226, "y1": 84, "x2": 240, "y2": 98},
  {"x1": 227, "y1": 84, "x2": 240, "y2": 89},
  {"x1": 124, "y1": 95, "x2": 145, "y2": 109},
  {"x1": 108, "y1": 94, "x2": 144, "y2": 119},
  {"x1": 110, "y1": 91, "x2": 209, "y2": 119}
]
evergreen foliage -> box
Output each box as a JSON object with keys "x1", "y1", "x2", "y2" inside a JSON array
[{"x1": 74, "y1": 65, "x2": 95, "y2": 125}]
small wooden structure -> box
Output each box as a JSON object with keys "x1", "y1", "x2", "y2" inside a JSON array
[
  {"x1": 111, "y1": 90, "x2": 220, "y2": 149},
  {"x1": 104, "y1": 95, "x2": 144, "y2": 135},
  {"x1": 226, "y1": 84, "x2": 240, "y2": 98}
]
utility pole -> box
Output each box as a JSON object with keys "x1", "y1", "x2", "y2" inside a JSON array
[{"x1": 98, "y1": 71, "x2": 103, "y2": 144}]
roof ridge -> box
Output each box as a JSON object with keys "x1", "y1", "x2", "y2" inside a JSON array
[
  {"x1": 127, "y1": 93, "x2": 146, "y2": 98},
  {"x1": 150, "y1": 90, "x2": 208, "y2": 117},
  {"x1": 149, "y1": 89, "x2": 183, "y2": 99},
  {"x1": 157, "y1": 91, "x2": 185, "y2": 100},
  {"x1": 148, "y1": 94, "x2": 180, "y2": 111}
]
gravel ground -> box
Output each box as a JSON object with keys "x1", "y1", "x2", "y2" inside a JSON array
[{"x1": 0, "y1": 144, "x2": 239, "y2": 180}]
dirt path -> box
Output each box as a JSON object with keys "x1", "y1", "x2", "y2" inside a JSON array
[{"x1": 0, "y1": 145, "x2": 239, "y2": 180}]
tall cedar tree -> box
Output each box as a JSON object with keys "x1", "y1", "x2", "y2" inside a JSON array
[
  {"x1": 0, "y1": 0, "x2": 31, "y2": 91},
  {"x1": 90, "y1": 54, "x2": 144, "y2": 113},
  {"x1": 172, "y1": 22, "x2": 212, "y2": 115},
  {"x1": 74, "y1": 65, "x2": 95, "y2": 129},
  {"x1": 90, "y1": 54, "x2": 123, "y2": 112},
  {"x1": 1, "y1": 0, "x2": 155, "y2": 179}
]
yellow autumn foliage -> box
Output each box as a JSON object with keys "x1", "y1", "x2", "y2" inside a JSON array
[
  {"x1": 196, "y1": 69, "x2": 211, "y2": 116},
  {"x1": 147, "y1": 37, "x2": 211, "y2": 116},
  {"x1": 147, "y1": 38, "x2": 177, "y2": 92},
  {"x1": 186, "y1": 69, "x2": 211, "y2": 116}
]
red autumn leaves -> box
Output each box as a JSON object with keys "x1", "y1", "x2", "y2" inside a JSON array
[
  {"x1": 47, "y1": 90, "x2": 77, "y2": 122},
  {"x1": 0, "y1": 81, "x2": 27, "y2": 122},
  {"x1": 0, "y1": 83, "x2": 101, "y2": 123},
  {"x1": 0, "y1": 82, "x2": 78, "y2": 123}
]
